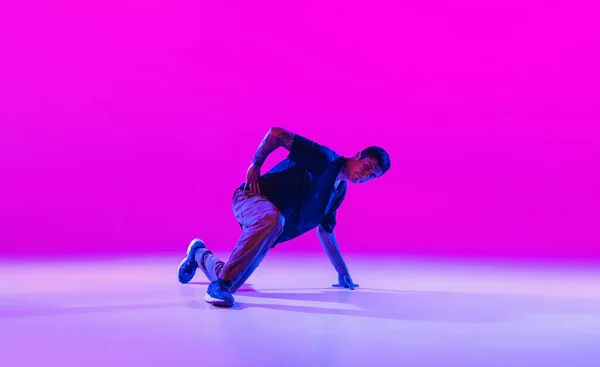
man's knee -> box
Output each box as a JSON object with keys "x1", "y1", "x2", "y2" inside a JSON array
[{"x1": 262, "y1": 211, "x2": 285, "y2": 234}]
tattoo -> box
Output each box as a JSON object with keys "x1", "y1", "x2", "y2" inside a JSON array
[
  {"x1": 276, "y1": 130, "x2": 295, "y2": 150},
  {"x1": 252, "y1": 128, "x2": 295, "y2": 166}
]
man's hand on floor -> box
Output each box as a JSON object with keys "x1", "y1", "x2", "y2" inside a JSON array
[{"x1": 332, "y1": 273, "x2": 359, "y2": 290}]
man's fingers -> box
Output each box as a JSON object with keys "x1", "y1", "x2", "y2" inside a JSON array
[{"x1": 248, "y1": 180, "x2": 260, "y2": 195}]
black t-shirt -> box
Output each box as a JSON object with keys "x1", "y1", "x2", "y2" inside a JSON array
[{"x1": 237, "y1": 135, "x2": 348, "y2": 245}]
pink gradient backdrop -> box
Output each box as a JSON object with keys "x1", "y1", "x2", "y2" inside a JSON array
[{"x1": 1, "y1": 1, "x2": 599, "y2": 258}]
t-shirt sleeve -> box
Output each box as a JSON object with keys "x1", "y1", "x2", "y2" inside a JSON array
[
  {"x1": 319, "y1": 186, "x2": 347, "y2": 233},
  {"x1": 319, "y1": 211, "x2": 338, "y2": 233},
  {"x1": 287, "y1": 134, "x2": 336, "y2": 173}
]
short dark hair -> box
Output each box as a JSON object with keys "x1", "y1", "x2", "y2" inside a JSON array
[{"x1": 361, "y1": 146, "x2": 391, "y2": 175}]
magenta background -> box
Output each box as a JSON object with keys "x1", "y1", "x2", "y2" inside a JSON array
[{"x1": 1, "y1": 1, "x2": 599, "y2": 258}]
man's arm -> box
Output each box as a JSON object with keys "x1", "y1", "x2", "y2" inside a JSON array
[
  {"x1": 317, "y1": 225, "x2": 349, "y2": 276},
  {"x1": 251, "y1": 127, "x2": 295, "y2": 167},
  {"x1": 245, "y1": 127, "x2": 295, "y2": 194},
  {"x1": 317, "y1": 225, "x2": 359, "y2": 289}
]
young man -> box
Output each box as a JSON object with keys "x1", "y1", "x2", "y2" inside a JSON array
[{"x1": 177, "y1": 127, "x2": 391, "y2": 307}]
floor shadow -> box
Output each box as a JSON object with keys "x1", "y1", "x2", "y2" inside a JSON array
[
  {"x1": 3, "y1": 286, "x2": 599, "y2": 323},
  {"x1": 187, "y1": 281, "x2": 257, "y2": 292},
  {"x1": 0, "y1": 283, "x2": 259, "y2": 319},
  {"x1": 227, "y1": 287, "x2": 600, "y2": 324}
]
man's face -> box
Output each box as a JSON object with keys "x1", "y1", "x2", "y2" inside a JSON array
[{"x1": 347, "y1": 155, "x2": 382, "y2": 184}]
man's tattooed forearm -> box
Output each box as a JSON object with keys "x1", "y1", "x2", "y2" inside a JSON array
[
  {"x1": 252, "y1": 133, "x2": 278, "y2": 166},
  {"x1": 251, "y1": 128, "x2": 295, "y2": 167},
  {"x1": 275, "y1": 131, "x2": 294, "y2": 151}
]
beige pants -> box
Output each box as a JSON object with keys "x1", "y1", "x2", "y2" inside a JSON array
[{"x1": 195, "y1": 188, "x2": 285, "y2": 293}]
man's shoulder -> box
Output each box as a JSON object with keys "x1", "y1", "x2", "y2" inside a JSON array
[{"x1": 291, "y1": 134, "x2": 340, "y2": 161}]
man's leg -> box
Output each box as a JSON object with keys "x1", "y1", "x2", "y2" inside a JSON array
[
  {"x1": 195, "y1": 229, "x2": 272, "y2": 293},
  {"x1": 203, "y1": 189, "x2": 284, "y2": 305},
  {"x1": 228, "y1": 243, "x2": 270, "y2": 293},
  {"x1": 194, "y1": 249, "x2": 222, "y2": 283}
]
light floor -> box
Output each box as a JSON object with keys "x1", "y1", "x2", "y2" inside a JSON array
[{"x1": 1, "y1": 252, "x2": 599, "y2": 367}]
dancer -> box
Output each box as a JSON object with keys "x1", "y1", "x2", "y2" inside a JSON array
[{"x1": 177, "y1": 127, "x2": 391, "y2": 307}]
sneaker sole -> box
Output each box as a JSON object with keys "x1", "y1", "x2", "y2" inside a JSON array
[
  {"x1": 177, "y1": 238, "x2": 206, "y2": 284},
  {"x1": 205, "y1": 293, "x2": 234, "y2": 308}
]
